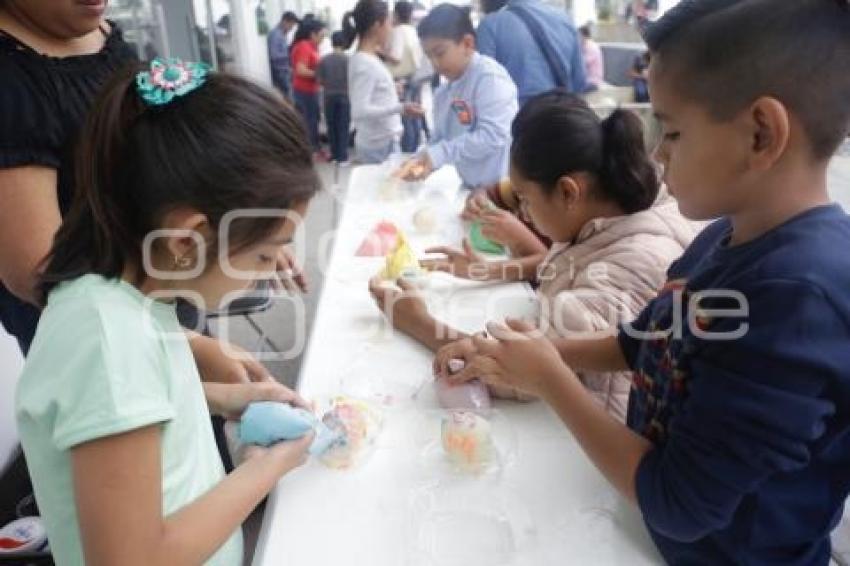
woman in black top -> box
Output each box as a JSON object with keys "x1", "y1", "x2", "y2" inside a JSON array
[
  {"x1": 0, "y1": 1, "x2": 282, "y2": 384},
  {"x1": 0, "y1": 0, "x2": 136, "y2": 353},
  {"x1": 0, "y1": 3, "x2": 296, "y2": 524}
]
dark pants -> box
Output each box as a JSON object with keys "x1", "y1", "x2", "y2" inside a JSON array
[
  {"x1": 634, "y1": 79, "x2": 650, "y2": 103},
  {"x1": 294, "y1": 90, "x2": 321, "y2": 152},
  {"x1": 399, "y1": 78, "x2": 422, "y2": 153},
  {"x1": 324, "y1": 93, "x2": 350, "y2": 162},
  {"x1": 271, "y1": 68, "x2": 292, "y2": 100}
]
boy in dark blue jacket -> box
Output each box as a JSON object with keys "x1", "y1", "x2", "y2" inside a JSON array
[{"x1": 444, "y1": 0, "x2": 850, "y2": 563}]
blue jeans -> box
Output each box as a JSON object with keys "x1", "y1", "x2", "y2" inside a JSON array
[
  {"x1": 294, "y1": 90, "x2": 321, "y2": 151},
  {"x1": 634, "y1": 79, "x2": 650, "y2": 103},
  {"x1": 271, "y1": 68, "x2": 292, "y2": 100},
  {"x1": 399, "y1": 79, "x2": 422, "y2": 153},
  {"x1": 324, "y1": 93, "x2": 350, "y2": 162}
]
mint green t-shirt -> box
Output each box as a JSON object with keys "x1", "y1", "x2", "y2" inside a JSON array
[{"x1": 16, "y1": 275, "x2": 243, "y2": 566}]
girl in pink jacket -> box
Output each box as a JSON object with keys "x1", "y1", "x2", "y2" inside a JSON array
[{"x1": 371, "y1": 91, "x2": 697, "y2": 422}]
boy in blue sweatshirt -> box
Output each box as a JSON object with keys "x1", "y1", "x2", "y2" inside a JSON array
[
  {"x1": 398, "y1": 4, "x2": 518, "y2": 189},
  {"x1": 441, "y1": 1, "x2": 850, "y2": 563}
]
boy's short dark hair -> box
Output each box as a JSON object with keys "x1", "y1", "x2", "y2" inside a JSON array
[
  {"x1": 417, "y1": 4, "x2": 475, "y2": 42},
  {"x1": 645, "y1": 0, "x2": 850, "y2": 160},
  {"x1": 481, "y1": 0, "x2": 508, "y2": 14},
  {"x1": 394, "y1": 1, "x2": 414, "y2": 24},
  {"x1": 282, "y1": 11, "x2": 298, "y2": 23},
  {"x1": 331, "y1": 30, "x2": 347, "y2": 48}
]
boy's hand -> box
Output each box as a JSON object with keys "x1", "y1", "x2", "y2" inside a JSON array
[
  {"x1": 462, "y1": 190, "x2": 493, "y2": 221},
  {"x1": 368, "y1": 277, "x2": 430, "y2": 334},
  {"x1": 422, "y1": 239, "x2": 491, "y2": 280},
  {"x1": 433, "y1": 337, "x2": 477, "y2": 379},
  {"x1": 203, "y1": 381, "x2": 311, "y2": 420},
  {"x1": 402, "y1": 102, "x2": 425, "y2": 118},
  {"x1": 398, "y1": 154, "x2": 433, "y2": 181},
  {"x1": 451, "y1": 319, "x2": 570, "y2": 398}
]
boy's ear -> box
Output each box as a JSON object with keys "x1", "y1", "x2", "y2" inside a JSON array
[
  {"x1": 463, "y1": 33, "x2": 476, "y2": 51},
  {"x1": 747, "y1": 96, "x2": 791, "y2": 171}
]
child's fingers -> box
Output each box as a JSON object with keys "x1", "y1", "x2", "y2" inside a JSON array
[
  {"x1": 461, "y1": 238, "x2": 478, "y2": 260},
  {"x1": 275, "y1": 430, "x2": 314, "y2": 454},
  {"x1": 485, "y1": 320, "x2": 528, "y2": 342},
  {"x1": 291, "y1": 270, "x2": 309, "y2": 293},
  {"x1": 396, "y1": 278, "x2": 420, "y2": 296},
  {"x1": 269, "y1": 432, "x2": 314, "y2": 470},
  {"x1": 471, "y1": 332, "x2": 502, "y2": 357},
  {"x1": 479, "y1": 206, "x2": 502, "y2": 219},
  {"x1": 424, "y1": 245, "x2": 461, "y2": 258},
  {"x1": 504, "y1": 317, "x2": 541, "y2": 339},
  {"x1": 479, "y1": 223, "x2": 501, "y2": 242},
  {"x1": 244, "y1": 382, "x2": 294, "y2": 405},
  {"x1": 447, "y1": 357, "x2": 482, "y2": 384},
  {"x1": 449, "y1": 355, "x2": 499, "y2": 385},
  {"x1": 274, "y1": 385, "x2": 311, "y2": 410},
  {"x1": 368, "y1": 276, "x2": 390, "y2": 297},
  {"x1": 420, "y1": 258, "x2": 451, "y2": 272}
]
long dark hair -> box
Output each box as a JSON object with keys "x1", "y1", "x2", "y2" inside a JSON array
[
  {"x1": 38, "y1": 63, "x2": 321, "y2": 301},
  {"x1": 341, "y1": 0, "x2": 389, "y2": 49},
  {"x1": 511, "y1": 91, "x2": 659, "y2": 214},
  {"x1": 291, "y1": 17, "x2": 326, "y2": 47}
]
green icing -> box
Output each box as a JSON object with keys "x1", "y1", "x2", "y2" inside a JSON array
[{"x1": 469, "y1": 220, "x2": 505, "y2": 255}]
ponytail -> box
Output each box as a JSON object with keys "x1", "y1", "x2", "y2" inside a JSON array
[
  {"x1": 341, "y1": 11, "x2": 358, "y2": 49},
  {"x1": 39, "y1": 62, "x2": 321, "y2": 302},
  {"x1": 511, "y1": 90, "x2": 658, "y2": 215},
  {"x1": 598, "y1": 109, "x2": 659, "y2": 214},
  {"x1": 342, "y1": 0, "x2": 389, "y2": 49}
]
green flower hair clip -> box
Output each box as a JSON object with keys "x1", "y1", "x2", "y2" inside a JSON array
[{"x1": 136, "y1": 57, "x2": 211, "y2": 106}]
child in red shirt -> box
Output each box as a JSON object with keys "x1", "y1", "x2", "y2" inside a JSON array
[{"x1": 291, "y1": 19, "x2": 326, "y2": 156}]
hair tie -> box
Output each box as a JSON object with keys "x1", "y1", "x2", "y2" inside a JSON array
[{"x1": 136, "y1": 57, "x2": 210, "y2": 106}]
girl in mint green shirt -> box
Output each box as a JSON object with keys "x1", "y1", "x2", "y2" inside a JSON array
[{"x1": 15, "y1": 59, "x2": 321, "y2": 566}]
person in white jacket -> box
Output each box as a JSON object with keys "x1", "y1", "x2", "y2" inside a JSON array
[
  {"x1": 342, "y1": 0, "x2": 425, "y2": 164},
  {"x1": 370, "y1": 91, "x2": 698, "y2": 422}
]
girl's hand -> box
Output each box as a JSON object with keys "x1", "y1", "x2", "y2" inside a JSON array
[
  {"x1": 368, "y1": 277, "x2": 430, "y2": 334},
  {"x1": 203, "y1": 381, "x2": 311, "y2": 420},
  {"x1": 451, "y1": 319, "x2": 570, "y2": 399},
  {"x1": 433, "y1": 337, "x2": 477, "y2": 379},
  {"x1": 241, "y1": 432, "x2": 313, "y2": 476},
  {"x1": 421, "y1": 239, "x2": 490, "y2": 280},
  {"x1": 274, "y1": 245, "x2": 308, "y2": 294},
  {"x1": 189, "y1": 334, "x2": 275, "y2": 384},
  {"x1": 461, "y1": 190, "x2": 492, "y2": 221},
  {"x1": 479, "y1": 207, "x2": 529, "y2": 247}
]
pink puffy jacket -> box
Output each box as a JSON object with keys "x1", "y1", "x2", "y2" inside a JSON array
[{"x1": 536, "y1": 194, "x2": 699, "y2": 422}]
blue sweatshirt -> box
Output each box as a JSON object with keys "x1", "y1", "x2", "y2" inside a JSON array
[
  {"x1": 426, "y1": 53, "x2": 517, "y2": 189},
  {"x1": 618, "y1": 205, "x2": 850, "y2": 565}
]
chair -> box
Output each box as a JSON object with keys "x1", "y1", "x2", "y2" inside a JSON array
[{"x1": 205, "y1": 280, "x2": 280, "y2": 354}]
